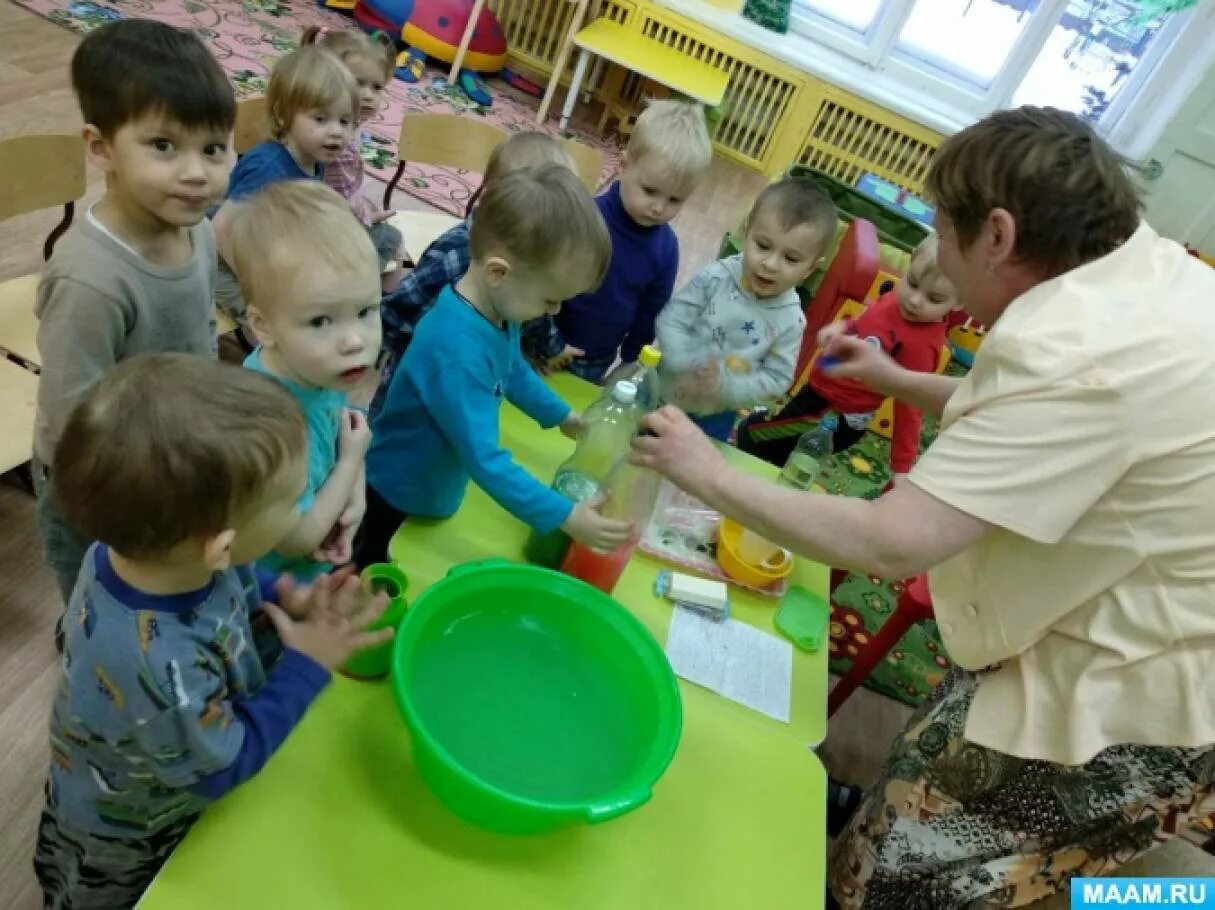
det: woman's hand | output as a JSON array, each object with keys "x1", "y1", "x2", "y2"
[
  {"x1": 630, "y1": 406, "x2": 729, "y2": 501},
  {"x1": 816, "y1": 321, "x2": 847, "y2": 348},
  {"x1": 820, "y1": 334, "x2": 904, "y2": 396}
]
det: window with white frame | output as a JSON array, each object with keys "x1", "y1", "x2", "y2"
[{"x1": 788, "y1": 0, "x2": 1194, "y2": 132}]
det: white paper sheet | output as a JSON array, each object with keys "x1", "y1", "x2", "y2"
[{"x1": 664, "y1": 607, "x2": 793, "y2": 723}]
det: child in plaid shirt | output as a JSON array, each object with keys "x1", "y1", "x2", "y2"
[{"x1": 371, "y1": 132, "x2": 577, "y2": 415}]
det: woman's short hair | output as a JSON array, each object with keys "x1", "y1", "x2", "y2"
[
  {"x1": 54, "y1": 354, "x2": 306, "y2": 559},
  {"x1": 926, "y1": 106, "x2": 1141, "y2": 277},
  {"x1": 266, "y1": 45, "x2": 360, "y2": 139},
  {"x1": 469, "y1": 162, "x2": 611, "y2": 288}
]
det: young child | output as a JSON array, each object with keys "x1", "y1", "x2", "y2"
[
  {"x1": 656, "y1": 177, "x2": 837, "y2": 441},
  {"x1": 33, "y1": 354, "x2": 391, "y2": 910},
  {"x1": 372, "y1": 131, "x2": 577, "y2": 414},
  {"x1": 213, "y1": 45, "x2": 360, "y2": 329},
  {"x1": 738, "y1": 232, "x2": 960, "y2": 480},
  {"x1": 228, "y1": 181, "x2": 382, "y2": 579},
  {"x1": 524, "y1": 98, "x2": 714, "y2": 383},
  {"x1": 33, "y1": 20, "x2": 235, "y2": 604},
  {"x1": 301, "y1": 26, "x2": 405, "y2": 291},
  {"x1": 354, "y1": 164, "x2": 632, "y2": 566}
]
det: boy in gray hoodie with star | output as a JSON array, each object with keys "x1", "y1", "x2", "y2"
[{"x1": 656, "y1": 178, "x2": 837, "y2": 440}]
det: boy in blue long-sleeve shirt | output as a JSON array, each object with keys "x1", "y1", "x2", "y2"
[
  {"x1": 523, "y1": 99, "x2": 714, "y2": 383},
  {"x1": 355, "y1": 165, "x2": 633, "y2": 566},
  {"x1": 34, "y1": 354, "x2": 390, "y2": 910}
]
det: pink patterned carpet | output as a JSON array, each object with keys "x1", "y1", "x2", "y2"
[{"x1": 11, "y1": 0, "x2": 624, "y2": 216}]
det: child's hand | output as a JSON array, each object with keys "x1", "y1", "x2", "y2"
[
  {"x1": 370, "y1": 210, "x2": 396, "y2": 224},
  {"x1": 559, "y1": 411, "x2": 582, "y2": 440},
  {"x1": 561, "y1": 494, "x2": 633, "y2": 553},
  {"x1": 317, "y1": 493, "x2": 365, "y2": 564},
  {"x1": 271, "y1": 566, "x2": 358, "y2": 619},
  {"x1": 671, "y1": 361, "x2": 721, "y2": 412},
  {"x1": 540, "y1": 344, "x2": 585, "y2": 376},
  {"x1": 312, "y1": 508, "x2": 360, "y2": 565},
  {"x1": 265, "y1": 572, "x2": 391, "y2": 670},
  {"x1": 339, "y1": 409, "x2": 372, "y2": 463}
]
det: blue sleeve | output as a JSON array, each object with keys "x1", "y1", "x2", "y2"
[
  {"x1": 254, "y1": 566, "x2": 280, "y2": 605},
  {"x1": 506, "y1": 339, "x2": 572, "y2": 429},
  {"x1": 419, "y1": 360, "x2": 573, "y2": 532},
  {"x1": 189, "y1": 649, "x2": 330, "y2": 800},
  {"x1": 621, "y1": 233, "x2": 679, "y2": 364},
  {"x1": 226, "y1": 144, "x2": 292, "y2": 201}
]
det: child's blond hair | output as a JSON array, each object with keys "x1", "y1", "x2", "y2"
[
  {"x1": 626, "y1": 98, "x2": 713, "y2": 188},
  {"x1": 266, "y1": 45, "x2": 360, "y2": 139},
  {"x1": 54, "y1": 354, "x2": 306, "y2": 558},
  {"x1": 227, "y1": 181, "x2": 379, "y2": 311},
  {"x1": 300, "y1": 25, "x2": 395, "y2": 82},
  {"x1": 467, "y1": 131, "x2": 575, "y2": 216},
  {"x1": 470, "y1": 162, "x2": 611, "y2": 288}
]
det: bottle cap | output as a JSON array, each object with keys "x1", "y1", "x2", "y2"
[
  {"x1": 821, "y1": 412, "x2": 840, "y2": 431},
  {"x1": 612, "y1": 380, "x2": 638, "y2": 404},
  {"x1": 639, "y1": 345, "x2": 662, "y2": 369}
]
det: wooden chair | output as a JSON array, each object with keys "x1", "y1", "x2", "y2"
[
  {"x1": 0, "y1": 133, "x2": 85, "y2": 474},
  {"x1": 563, "y1": 136, "x2": 606, "y2": 193},
  {"x1": 233, "y1": 96, "x2": 271, "y2": 157},
  {"x1": 0, "y1": 133, "x2": 86, "y2": 371},
  {"x1": 537, "y1": 0, "x2": 594, "y2": 127},
  {"x1": 383, "y1": 113, "x2": 507, "y2": 261},
  {"x1": 382, "y1": 113, "x2": 507, "y2": 211}
]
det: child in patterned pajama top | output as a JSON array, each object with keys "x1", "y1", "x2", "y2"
[{"x1": 33, "y1": 355, "x2": 391, "y2": 910}]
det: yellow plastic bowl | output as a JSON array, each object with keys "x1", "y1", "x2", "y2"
[{"x1": 717, "y1": 518, "x2": 794, "y2": 588}]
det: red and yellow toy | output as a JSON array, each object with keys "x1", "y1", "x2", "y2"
[{"x1": 352, "y1": 0, "x2": 506, "y2": 104}]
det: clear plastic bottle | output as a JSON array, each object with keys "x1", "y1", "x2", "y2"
[
  {"x1": 560, "y1": 452, "x2": 658, "y2": 594},
  {"x1": 734, "y1": 415, "x2": 837, "y2": 567},
  {"x1": 524, "y1": 381, "x2": 642, "y2": 568},
  {"x1": 779, "y1": 412, "x2": 838, "y2": 491},
  {"x1": 633, "y1": 344, "x2": 663, "y2": 413}
]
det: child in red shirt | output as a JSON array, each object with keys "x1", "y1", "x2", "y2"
[{"x1": 738, "y1": 233, "x2": 959, "y2": 480}]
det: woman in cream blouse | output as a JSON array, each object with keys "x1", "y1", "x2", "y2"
[{"x1": 633, "y1": 106, "x2": 1215, "y2": 908}]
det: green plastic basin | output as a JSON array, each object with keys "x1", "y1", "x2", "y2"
[{"x1": 391, "y1": 559, "x2": 682, "y2": 835}]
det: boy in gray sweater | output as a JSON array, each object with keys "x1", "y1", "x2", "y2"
[
  {"x1": 33, "y1": 21, "x2": 236, "y2": 606},
  {"x1": 656, "y1": 178, "x2": 837, "y2": 440}
]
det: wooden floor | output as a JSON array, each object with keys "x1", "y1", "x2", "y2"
[{"x1": 1, "y1": 3, "x2": 1208, "y2": 907}]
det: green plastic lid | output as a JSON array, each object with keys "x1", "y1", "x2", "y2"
[{"x1": 774, "y1": 585, "x2": 831, "y2": 653}]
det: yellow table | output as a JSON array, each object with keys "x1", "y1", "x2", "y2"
[
  {"x1": 140, "y1": 374, "x2": 829, "y2": 910},
  {"x1": 557, "y1": 18, "x2": 730, "y2": 131}
]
